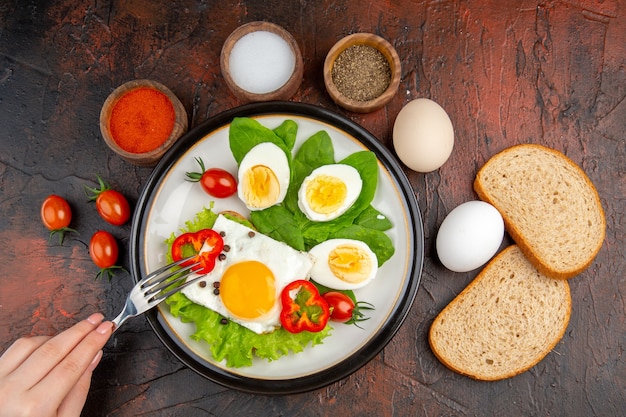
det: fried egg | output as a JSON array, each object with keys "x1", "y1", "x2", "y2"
[
  {"x1": 181, "y1": 214, "x2": 313, "y2": 334},
  {"x1": 237, "y1": 142, "x2": 291, "y2": 211},
  {"x1": 298, "y1": 164, "x2": 362, "y2": 222},
  {"x1": 308, "y1": 238, "x2": 378, "y2": 290}
]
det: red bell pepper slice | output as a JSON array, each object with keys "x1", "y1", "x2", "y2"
[
  {"x1": 280, "y1": 280, "x2": 330, "y2": 333},
  {"x1": 171, "y1": 229, "x2": 224, "y2": 274}
]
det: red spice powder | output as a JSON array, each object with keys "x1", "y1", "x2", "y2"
[{"x1": 109, "y1": 87, "x2": 176, "y2": 154}]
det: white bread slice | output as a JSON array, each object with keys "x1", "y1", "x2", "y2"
[
  {"x1": 474, "y1": 144, "x2": 605, "y2": 279},
  {"x1": 429, "y1": 245, "x2": 571, "y2": 381}
]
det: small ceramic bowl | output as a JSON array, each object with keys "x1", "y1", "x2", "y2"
[
  {"x1": 323, "y1": 33, "x2": 401, "y2": 113},
  {"x1": 100, "y1": 79, "x2": 188, "y2": 167},
  {"x1": 220, "y1": 21, "x2": 304, "y2": 103}
]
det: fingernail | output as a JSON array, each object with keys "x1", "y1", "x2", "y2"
[
  {"x1": 95, "y1": 321, "x2": 113, "y2": 335},
  {"x1": 88, "y1": 350, "x2": 103, "y2": 372},
  {"x1": 86, "y1": 313, "x2": 104, "y2": 325}
]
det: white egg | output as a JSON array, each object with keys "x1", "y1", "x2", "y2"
[
  {"x1": 392, "y1": 98, "x2": 454, "y2": 173},
  {"x1": 182, "y1": 214, "x2": 313, "y2": 334},
  {"x1": 298, "y1": 164, "x2": 362, "y2": 222},
  {"x1": 436, "y1": 201, "x2": 504, "y2": 272},
  {"x1": 237, "y1": 142, "x2": 291, "y2": 211},
  {"x1": 309, "y1": 238, "x2": 378, "y2": 290}
]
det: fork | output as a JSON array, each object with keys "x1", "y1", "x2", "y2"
[{"x1": 111, "y1": 256, "x2": 203, "y2": 332}]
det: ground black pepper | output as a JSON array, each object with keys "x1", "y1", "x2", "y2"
[{"x1": 332, "y1": 44, "x2": 391, "y2": 102}]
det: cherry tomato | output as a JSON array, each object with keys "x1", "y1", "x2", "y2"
[
  {"x1": 185, "y1": 157, "x2": 237, "y2": 198},
  {"x1": 41, "y1": 195, "x2": 72, "y2": 230},
  {"x1": 323, "y1": 292, "x2": 355, "y2": 323},
  {"x1": 85, "y1": 175, "x2": 131, "y2": 226},
  {"x1": 95, "y1": 189, "x2": 131, "y2": 226},
  {"x1": 322, "y1": 291, "x2": 375, "y2": 328},
  {"x1": 89, "y1": 230, "x2": 119, "y2": 268},
  {"x1": 41, "y1": 195, "x2": 75, "y2": 243},
  {"x1": 200, "y1": 168, "x2": 237, "y2": 198},
  {"x1": 89, "y1": 230, "x2": 125, "y2": 280}
]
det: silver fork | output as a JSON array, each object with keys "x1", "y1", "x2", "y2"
[{"x1": 111, "y1": 256, "x2": 203, "y2": 332}]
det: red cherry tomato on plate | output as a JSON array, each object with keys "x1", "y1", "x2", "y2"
[
  {"x1": 200, "y1": 168, "x2": 238, "y2": 198},
  {"x1": 89, "y1": 230, "x2": 125, "y2": 280},
  {"x1": 322, "y1": 291, "x2": 375, "y2": 328},
  {"x1": 85, "y1": 175, "x2": 131, "y2": 226},
  {"x1": 323, "y1": 291, "x2": 356, "y2": 322},
  {"x1": 41, "y1": 195, "x2": 76, "y2": 243},
  {"x1": 185, "y1": 157, "x2": 237, "y2": 198}
]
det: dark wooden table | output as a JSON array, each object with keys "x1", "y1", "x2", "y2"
[{"x1": 1, "y1": 1, "x2": 624, "y2": 416}]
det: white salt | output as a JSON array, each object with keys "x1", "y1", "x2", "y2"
[{"x1": 228, "y1": 30, "x2": 296, "y2": 94}]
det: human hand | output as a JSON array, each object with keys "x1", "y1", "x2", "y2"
[{"x1": 0, "y1": 313, "x2": 113, "y2": 417}]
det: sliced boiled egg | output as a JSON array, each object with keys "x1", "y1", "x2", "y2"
[
  {"x1": 298, "y1": 164, "x2": 362, "y2": 222},
  {"x1": 237, "y1": 142, "x2": 290, "y2": 210},
  {"x1": 181, "y1": 214, "x2": 313, "y2": 334},
  {"x1": 309, "y1": 238, "x2": 378, "y2": 290}
]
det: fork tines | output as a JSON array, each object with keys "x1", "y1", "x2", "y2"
[{"x1": 140, "y1": 257, "x2": 203, "y2": 305}]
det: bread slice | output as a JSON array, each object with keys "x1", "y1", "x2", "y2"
[
  {"x1": 429, "y1": 245, "x2": 571, "y2": 380},
  {"x1": 474, "y1": 144, "x2": 605, "y2": 279}
]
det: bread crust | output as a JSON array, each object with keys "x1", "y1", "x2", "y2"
[
  {"x1": 474, "y1": 143, "x2": 606, "y2": 280},
  {"x1": 429, "y1": 245, "x2": 572, "y2": 380}
]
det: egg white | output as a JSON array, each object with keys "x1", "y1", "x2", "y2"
[
  {"x1": 237, "y1": 142, "x2": 291, "y2": 211},
  {"x1": 298, "y1": 164, "x2": 363, "y2": 222},
  {"x1": 308, "y1": 238, "x2": 378, "y2": 290},
  {"x1": 181, "y1": 214, "x2": 314, "y2": 334}
]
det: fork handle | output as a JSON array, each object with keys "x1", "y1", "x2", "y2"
[{"x1": 111, "y1": 300, "x2": 137, "y2": 333}]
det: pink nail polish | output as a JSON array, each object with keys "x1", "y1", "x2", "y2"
[
  {"x1": 95, "y1": 321, "x2": 113, "y2": 335},
  {"x1": 86, "y1": 313, "x2": 104, "y2": 325}
]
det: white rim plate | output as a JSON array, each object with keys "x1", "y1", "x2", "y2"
[{"x1": 129, "y1": 102, "x2": 423, "y2": 394}]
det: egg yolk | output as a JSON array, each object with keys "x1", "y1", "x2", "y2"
[
  {"x1": 328, "y1": 244, "x2": 373, "y2": 283},
  {"x1": 242, "y1": 165, "x2": 280, "y2": 208},
  {"x1": 220, "y1": 260, "x2": 276, "y2": 319},
  {"x1": 305, "y1": 175, "x2": 347, "y2": 214}
]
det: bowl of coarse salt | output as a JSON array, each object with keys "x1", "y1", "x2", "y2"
[{"x1": 220, "y1": 21, "x2": 304, "y2": 103}]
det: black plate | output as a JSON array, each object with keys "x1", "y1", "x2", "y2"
[{"x1": 129, "y1": 101, "x2": 424, "y2": 394}]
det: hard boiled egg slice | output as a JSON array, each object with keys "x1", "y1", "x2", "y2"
[
  {"x1": 237, "y1": 142, "x2": 290, "y2": 210},
  {"x1": 298, "y1": 164, "x2": 362, "y2": 222},
  {"x1": 309, "y1": 238, "x2": 378, "y2": 290}
]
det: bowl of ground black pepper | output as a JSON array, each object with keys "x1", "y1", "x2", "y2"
[
  {"x1": 100, "y1": 79, "x2": 188, "y2": 167},
  {"x1": 323, "y1": 33, "x2": 401, "y2": 113}
]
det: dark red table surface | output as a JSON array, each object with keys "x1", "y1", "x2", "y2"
[{"x1": 1, "y1": 1, "x2": 624, "y2": 416}]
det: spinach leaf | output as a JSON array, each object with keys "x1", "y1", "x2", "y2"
[
  {"x1": 250, "y1": 205, "x2": 305, "y2": 251},
  {"x1": 272, "y1": 119, "x2": 298, "y2": 150},
  {"x1": 229, "y1": 117, "x2": 291, "y2": 164},
  {"x1": 355, "y1": 205, "x2": 393, "y2": 231}
]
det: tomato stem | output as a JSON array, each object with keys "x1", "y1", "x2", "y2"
[
  {"x1": 95, "y1": 265, "x2": 127, "y2": 281},
  {"x1": 184, "y1": 157, "x2": 206, "y2": 182},
  {"x1": 48, "y1": 227, "x2": 77, "y2": 245},
  {"x1": 84, "y1": 174, "x2": 110, "y2": 201}
]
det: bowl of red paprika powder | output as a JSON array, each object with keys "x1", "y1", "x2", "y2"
[{"x1": 100, "y1": 79, "x2": 188, "y2": 167}]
